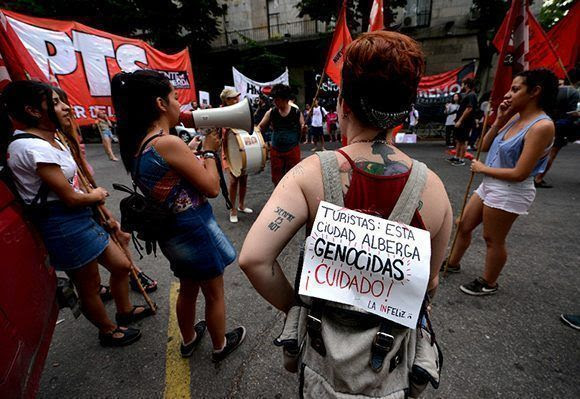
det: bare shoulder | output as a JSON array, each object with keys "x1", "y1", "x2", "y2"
[
  {"x1": 153, "y1": 134, "x2": 188, "y2": 152},
  {"x1": 528, "y1": 118, "x2": 555, "y2": 134},
  {"x1": 420, "y1": 168, "x2": 451, "y2": 234}
]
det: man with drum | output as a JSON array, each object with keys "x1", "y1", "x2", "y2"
[
  {"x1": 258, "y1": 84, "x2": 307, "y2": 186},
  {"x1": 220, "y1": 88, "x2": 253, "y2": 223}
]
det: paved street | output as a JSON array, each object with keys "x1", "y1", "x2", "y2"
[{"x1": 38, "y1": 140, "x2": 580, "y2": 399}]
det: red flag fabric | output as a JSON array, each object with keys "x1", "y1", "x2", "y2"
[
  {"x1": 0, "y1": 10, "x2": 48, "y2": 83},
  {"x1": 527, "y1": 2, "x2": 579, "y2": 78},
  {"x1": 493, "y1": 2, "x2": 579, "y2": 80},
  {"x1": 489, "y1": 0, "x2": 529, "y2": 111},
  {"x1": 0, "y1": 9, "x2": 196, "y2": 126},
  {"x1": 368, "y1": 0, "x2": 384, "y2": 32},
  {"x1": 324, "y1": 1, "x2": 352, "y2": 86}
]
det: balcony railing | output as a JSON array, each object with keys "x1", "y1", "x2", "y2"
[{"x1": 212, "y1": 19, "x2": 327, "y2": 47}]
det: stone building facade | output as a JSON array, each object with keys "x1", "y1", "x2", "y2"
[{"x1": 204, "y1": 1, "x2": 544, "y2": 104}]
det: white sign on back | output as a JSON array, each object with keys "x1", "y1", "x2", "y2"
[{"x1": 298, "y1": 201, "x2": 431, "y2": 328}]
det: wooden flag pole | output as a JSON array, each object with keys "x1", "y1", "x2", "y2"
[
  {"x1": 56, "y1": 131, "x2": 157, "y2": 313},
  {"x1": 443, "y1": 106, "x2": 491, "y2": 276}
]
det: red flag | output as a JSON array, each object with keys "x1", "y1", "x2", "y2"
[
  {"x1": 0, "y1": 10, "x2": 47, "y2": 83},
  {"x1": 324, "y1": 1, "x2": 352, "y2": 86},
  {"x1": 527, "y1": 2, "x2": 579, "y2": 78},
  {"x1": 489, "y1": 0, "x2": 529, "y2": 111},
  {"x1": 368, "y1": 0, "x2": 384, "y2": 32}
]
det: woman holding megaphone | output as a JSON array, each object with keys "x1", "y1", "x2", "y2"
[{"x1": 112, "y1": 70, "x2": 246, "y2": 361}]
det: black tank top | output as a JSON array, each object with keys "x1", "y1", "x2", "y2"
[{"x1": 270, "y1": 106, "x2": 301, "y2": 152}]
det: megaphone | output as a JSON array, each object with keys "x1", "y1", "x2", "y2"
[{"x1": 179, "y1": 98, "x2": 254, "y2": 133}]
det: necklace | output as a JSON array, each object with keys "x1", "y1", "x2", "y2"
[{"x1": 351, "y1": 139, "x2": 389, "y2": 145}]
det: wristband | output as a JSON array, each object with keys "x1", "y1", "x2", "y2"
[{"x1": 202, "y1": 151, "x2": 217, "y2": 159}]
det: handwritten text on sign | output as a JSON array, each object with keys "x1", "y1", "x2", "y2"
[{"x1": 298, "y1": 202, "x2": 431, "y2": 328}]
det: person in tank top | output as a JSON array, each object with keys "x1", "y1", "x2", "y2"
[
  {"x1": 258, "y1": 84, "x2": 307, "y2": 186},
  {"x1": 445, "y1": 68, "x2": 558, "y2": 296},
  {"x1": 239, "y1": 31, "x2": 452, "y2": 325}
]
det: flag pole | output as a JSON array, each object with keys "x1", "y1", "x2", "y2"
[{"x1": 443, "y1": 105, "x2": 491, "y2": 276}]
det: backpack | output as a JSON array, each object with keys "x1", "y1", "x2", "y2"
[
  {"x1": 113, "y1": 133, "x2": 174, "y2": 257},
  {"x1": 275, "y1": 151, "x2": 442, "y2": 398}
]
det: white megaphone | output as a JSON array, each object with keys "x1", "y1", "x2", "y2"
[{"x1": 179, "y1": 98, "x2": 254, "y2": 133}]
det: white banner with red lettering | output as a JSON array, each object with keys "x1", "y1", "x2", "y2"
[
  {"x1": 1, "y1": 9, "x2": 196, "y2": 125},
  {"x1": 232, "y1": 67, "x2": 289, "y2": 100}
]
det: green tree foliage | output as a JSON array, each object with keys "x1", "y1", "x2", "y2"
[
  {"x1": 296, "y1": 0, "x2": 407, "y2": 31},
  {"x1": 538, "y1": 0, "x2": 575, "y2": 30},
  {"x1": 2, "y1": 0, "x2": 226, "y2": 52}
]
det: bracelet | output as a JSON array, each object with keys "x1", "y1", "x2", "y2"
[{"x1": 202, "y1": 151, "x2": 217, "y2": 159}]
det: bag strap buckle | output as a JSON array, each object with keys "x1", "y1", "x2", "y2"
[
  {"x1": 370, "y1": 322, "x2": 396, "y2": 372},
  {"x1": 307, "y1": 300, "x2": 326, "y2": 357},
  {"x1": 373, "y1": 331, "x2": 394, "y2": 353}
]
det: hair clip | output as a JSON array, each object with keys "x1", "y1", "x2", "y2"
[{"x1": 360, "y1": 98, "x2": 408, "y2": 129}]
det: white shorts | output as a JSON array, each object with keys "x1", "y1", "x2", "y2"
[{"x1": 474, "y1": 176, "x2": 536, "y2": 215}]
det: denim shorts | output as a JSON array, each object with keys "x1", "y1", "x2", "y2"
[
  {"x1": 32, "y1": 203, "x2": 109, "y2": 271},
  {"x1": 101, "y1": 128, "x2": 114, "y2": 139},
  {"x1": 159, "y1": 202, "x2": 236, "y2": 281}
]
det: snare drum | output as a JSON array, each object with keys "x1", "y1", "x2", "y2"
[{"x1": 226, "y1": 129, "x2": 267, "y2": 177}]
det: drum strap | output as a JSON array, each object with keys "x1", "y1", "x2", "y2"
[{"x1": 215, "y1": 154, "x2": 233, "y2": 210}]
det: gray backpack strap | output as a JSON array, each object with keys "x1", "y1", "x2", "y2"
[
  {"x1": 316, "y1": 151, "x2": 344, "y2": 207},
  {"x1": 388, "y1": 160, "x2": 428, "y2": 225}
]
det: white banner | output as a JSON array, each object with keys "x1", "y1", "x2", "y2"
[
  {"x1": 232, "y1": 67, "x2": 289, "y2": 99},
  {"x1": 298, "y1": 201, "x2": 431, "y2": 329}
]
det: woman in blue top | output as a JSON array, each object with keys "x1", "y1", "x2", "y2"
[
  {"x1": 446, "y1": 69, "x2": 558, "y2": 296},
  {"x1": 111, "y1": 70, "x2": 245, "y2": 361}
]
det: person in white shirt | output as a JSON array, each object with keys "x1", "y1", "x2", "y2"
[
  {"x1": 310, "y1": 98, "x2": 327, "y2": 151},
  {"x1": 408, "y1": 103, "x2": 419, "y2": 134},
  {"x1": 1, "y1": 80, "x2": 152, "y2": 347},
  {"x1": 445, "y1": 94, "x2": 460, "y2": 147}
]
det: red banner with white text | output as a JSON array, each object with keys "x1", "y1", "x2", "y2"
[{"x1": 0, "y1": 9, "x2": 196, "y2": 125}]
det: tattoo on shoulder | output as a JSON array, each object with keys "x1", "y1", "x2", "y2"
[
  {"x1": 353, "y1": 142, "x2": 410, "y2": 176},
  {"x1": 292, "y1": 164, "x2": 305, "y2": 177},
  {"x1": 267, "y1": 207, "x2": 296, "y2": 232}
]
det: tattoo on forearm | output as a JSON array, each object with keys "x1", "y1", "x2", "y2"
[{"x1": 268, "y1": 207, "x2": 295, "y2": 232}]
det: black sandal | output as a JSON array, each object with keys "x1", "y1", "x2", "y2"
[
  {"x1": 99, "y1": 326, "x2": 141, "y2": 347},
  {"x1": 99, "y1": 285, "x2": 113, "y2": 302},
  {"x1": 115, "y1": 305, "x2": 155, "y2": 326},
  {"x1": 130, "y1": 272, "x2": 158, "y2": 293}
]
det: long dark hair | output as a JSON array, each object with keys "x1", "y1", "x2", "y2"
[
  {"x1": 515, "y1": 68, "x2": 559, "y2": 115},
  {"x1": 111, "y1": 70, "x2": 172, "y2": 172},
  {"x1": 0, "y1": 80, "x2": 59, "y2": 167}
]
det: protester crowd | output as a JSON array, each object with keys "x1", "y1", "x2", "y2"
[{"x1": 1, "y1": 28, "x2": 578, "y2": 398}]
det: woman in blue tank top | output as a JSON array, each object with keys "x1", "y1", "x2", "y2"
[
  {"x1": 112, "y1": 70, "x2": 246, "y2": 361},
  {"x1": 446, "y1": 69, "x2": 558, "y2": 296}
]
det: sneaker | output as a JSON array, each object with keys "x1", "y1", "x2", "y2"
[
  {"x1": 451, "y1": 159, "x2": 466, "y2": 166},
  {"x1": 447, "y1": 156, "x2": 458, "y2": 163},
  {"x1": 211, "y1": 326, "x2": 246, "y2": 362},
  {"x1": 229, "y1": 213, "x2": 238, "y2": 223},
  {"x1": 237, "y1": 207, "x2": 253, "y2": 214},
  {"x1": 460, "y1": 277, "x2": 498, "y2": 296},
  {"x1": 560, "y1": 314, "x2": 580, "y2": 331},
  {"x1": 440, "y1": 261, "x2": 461, "y2": 273},
  {"x1": 180, "y1": 320, "x2": 207, "y2": 358}
]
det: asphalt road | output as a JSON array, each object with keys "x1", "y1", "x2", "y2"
[{"x1": 38, "y1": 140, "x2": 580, "y2": 399}]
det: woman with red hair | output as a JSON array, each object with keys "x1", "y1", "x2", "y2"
[{"x1": 239, "y1": 31, "x2": 452, "y2": 397}]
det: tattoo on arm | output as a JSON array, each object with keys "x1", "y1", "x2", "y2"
[
  {"x1": 267, "y1": 206, "x2": 296, "y2": 232},
  {"x1": 417, "y1": 200, "x2": 423, "y2": 211},
  {"x1": 292, "y1": 164, "x2": 305, "y2": 177}
]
